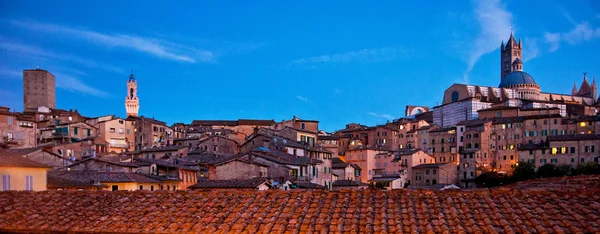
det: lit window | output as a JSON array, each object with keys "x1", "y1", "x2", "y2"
[
  {"x1": 551, "y1": 148, "x2": 558, "y2": 154},
  {"x1": 580, "y1": 122, "x2": 586, "y2": 127}
]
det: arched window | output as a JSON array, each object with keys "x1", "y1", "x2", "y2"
[
  {"x1": 425, "y1": 179, "x2": 431, "y2": 185},
  {"x1": 432, "y1": 179, "x2": 437, "y2": 185},
  {"x1": 451, "y1": 91, "x2": 459, "y2": 102}
]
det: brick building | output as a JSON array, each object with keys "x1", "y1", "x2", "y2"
[
  {"x1": 87, "y1": 115, "x2": 135, "y2": 153},
  {"x1": 127, "y1": 116, "x2": 173, "y2": 150},
  {"x1": 23, "y1": 68, "x2": 55, "y2": 110},
  {"x1": 0, "y1": 107, "x2": 37, "y2": 149}
]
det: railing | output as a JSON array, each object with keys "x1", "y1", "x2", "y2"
[{"x1": 51, "y1": 132, "x2": 69, "y2": 137}]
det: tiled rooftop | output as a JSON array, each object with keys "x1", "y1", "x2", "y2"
[
  {"x1": 0, "y1": 186, "x2": 599, "y2": 233},
  {"x1": 0, "y1": 149, "x2": 51, "y2": 168},
  {"x1": 188, "y1": 177, "x2": 269, "y2": 189}
]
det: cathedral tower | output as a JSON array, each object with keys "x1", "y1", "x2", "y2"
[
  {"x1": 500, "y1": 32, "x2": 522, "y2": 81},
  {"x1": 125, "y1": 73, "x2": 139, "y2": 117}
]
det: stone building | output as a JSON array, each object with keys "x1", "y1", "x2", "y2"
[
  {"x1": 39, "y1": 122, "x2": 98, "y2": 144},
  {"x1": 393, "y1": 149, "x2": 435, "y2": 188},
  {"x1": 204, "y1": 157, "x2": 268, "y2": 180},
  {"x1": 434, "y1": 33, "x2": 599, "y2": 128},
  {"x1": 6, "y1": 147, "x2": 71, "y2": 169},
  {"x1": 138, "y1": 145, "x2": 188, "y2": 159},
  {"x1": 23, "y1": 68, "x2": 55, "y2": 110},
  {"x1": 317, "y1": 135, "x2": 339, "y2": 156},
  {"x1": 87, "y1": 115, "x2": 135, "y2": 153},
  {"x1": 411, "y1": 162, "x2": 457, "y2": 186},
  {"x1": 274, "y1": 116, "x2": 319, "y2": 133},
  {"x1": 196, "y1": 135, "x2": 239, "y2": 155},
  {"x1": 428, "y1": 126, "x2": 457, "y2": 164},
  {"x1": 343, "y1": 147, "x2": 392, "y2": 183},
  {"x1": 519, "y1": 135, "x2": 600, "y2": 168},
  {"x1": 127, "y1": 116, "x2": 173, "y2": 150},
  {"x1": 190, "y1": 119, "x2": 275, "y2": 142},
  {"x1": 0, "y1": 107, "x2": 37, "y2": 149},
  {"x1": 45, "y1": 136, "x2": 108, "y2": 160},
  {"x1": 0, "y1": 149, "x2": 51, "y2": 191}
]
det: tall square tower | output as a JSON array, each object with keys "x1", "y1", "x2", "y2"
[{"x1": 23, "y1": 68, "x2": 56, "y2": 109}]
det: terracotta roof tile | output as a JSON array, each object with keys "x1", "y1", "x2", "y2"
[
  {"x1": 188, "y1": 178, "x2": 270, "y2": 189},
  {"x1": 0, "y1": 177, "x2": 599, "y2": 233}
]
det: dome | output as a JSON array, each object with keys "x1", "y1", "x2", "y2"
[{"x1": 499, "y1": 71, "x2": 536, "y2": 88}]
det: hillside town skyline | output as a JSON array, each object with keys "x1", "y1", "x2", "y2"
[
  {"x1": 2, "y1": 1, "x2": 600, "y2": 233},
  {"x1": 2, "y1": 1, "x2": 600, "y2": 131}
]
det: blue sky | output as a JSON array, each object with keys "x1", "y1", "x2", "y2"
[{"x1": 1, "y1": 0, "x2": 600, "y2": 131}]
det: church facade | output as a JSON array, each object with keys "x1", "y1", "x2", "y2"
[{"x1": 434, "y1": 33, "x2": 599, "y2": 127}]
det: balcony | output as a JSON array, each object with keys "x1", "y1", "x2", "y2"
[{"x1": 2, "y1": 136, "x2": 18, "y2": 144}]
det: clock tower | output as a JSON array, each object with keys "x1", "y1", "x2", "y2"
[{"x1": 125, "y1": 73, "x2": 139, "y2": 117}]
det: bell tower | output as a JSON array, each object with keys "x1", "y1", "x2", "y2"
[
  {"x1": 125, "y1": 73, "x2": 139, "y2": 117},
  {"x1": 500, "y1": 31, "x2": 522, "y2": 81}
]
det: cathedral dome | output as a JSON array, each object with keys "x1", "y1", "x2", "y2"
[{"x1": 499, "y1": 71, "x2": 536, "y2": 88}]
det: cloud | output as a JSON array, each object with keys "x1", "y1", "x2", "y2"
[
  {"x1": 0, "y1": 69, "x2": 21, "y2": 79},
  {"x1": 296, "y1": 96, "x2": 309, "y2": 102},
  {"x1": 10, "y1": 20, "x2": 213, "y2": 63},
  {"x1": 522, "y1": 38, "x2": 539, "y2": 61},
  {"x1": 544, "y1": 33, "x2": 561, "y2": 52},
  {"x1": 290, "y1": 47, "x2": 408, "y2": 66},
  {"x1": 55, "y1": 74, "x2": 108, "y2": 97},
  {"x1": 334, "y1": 88, "x2": 342, "y2": 95},
  {"x1": 544, "y1": 22, "x2": 600, "y2": 52},
  {"x1": 368, "y1": 112, "x2": 394, "y2": 119},
  {"x1": 0, "y1": 40, "x2": 124, "y2": 74},
  {"x1": 464, "y1": 0, "x2": 512, "y2": 77}
]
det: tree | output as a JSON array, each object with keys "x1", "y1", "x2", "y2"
[
  {"x1": 475, "y1": 171, "x2": 507, "y2": 188},
  {"x1": 536, "y1": 164, "x2": 558, "y2": 178},
  {"x1": 572, "y1": 162, "x2": 600, "y2": 175},
  {"x1": 556, "y1": 164, "x2": 571, "y2": 177},
  {"x1": 511, "y1": 161, "x2": 535, "y2": 182}
]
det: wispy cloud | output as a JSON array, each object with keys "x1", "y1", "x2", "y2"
[
  {"x1": 544, "y1": 22, "x2": 600, "y2": 52},
  {"x1": 0, "y1": 40, "x2": 124, "y2": 74},
  {"x1": 290, "y1": 47, "x2": 408, "y2": 67},
  {"x1": 0, "y1": 69, "x2": 21, "y2": 79},
  {"x1": 296, "y1": 96, "x2": 309, "y2": 102},
  {"x1": 464, "y1": 0, "x2": 512, "y2": 80},
  {"x1": 10, "y1": 20, "x2": 213, "y2": 63},
  {"x1": 55, "y1": 73, "x2": 108, "y2": 98},
  {"x1": 522, "y1": 37, "x2": 539, "y2": 61},
  {"x1": 333, "y1": 88, "x2": 342, "y2": 95},
  {"x1": 368, "y1": 112, "x2": 394, "y2": 120}
]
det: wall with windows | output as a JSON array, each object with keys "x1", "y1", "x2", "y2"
[{"x1": 0, "y1": 167, "x2": 47, "y2": 191}]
